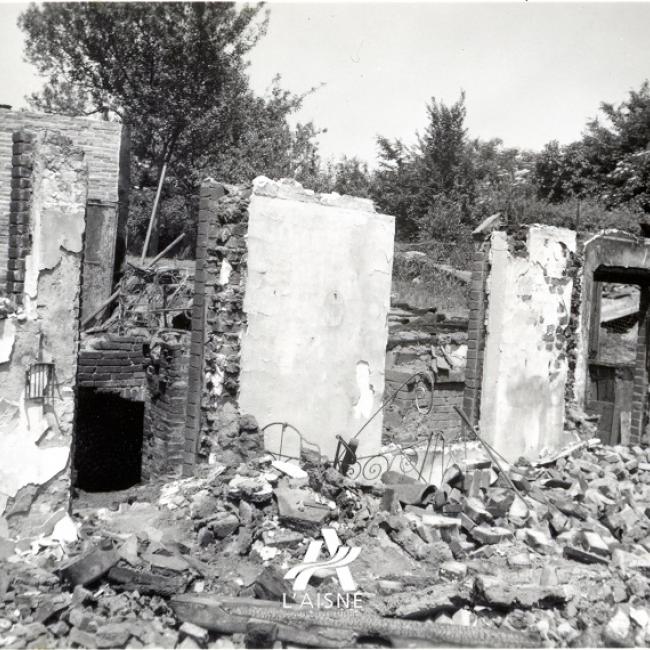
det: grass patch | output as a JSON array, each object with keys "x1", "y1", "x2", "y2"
[{"x1": 392, "y1": 252, "x2": 470, "y2": 315}]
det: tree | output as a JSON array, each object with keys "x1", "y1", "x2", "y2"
[
  {"x1": 331, "y1": 156, "x2": 371, "y2": 198},
  {"x1": 418, "y1": 94, "x2": 471, "y2": 194},
  {"x1": 21, "y1": 3, "x2": 268, "y2": 179},
  {"x1": 580, "y1": 81, "x2": 650, "y2": 211},
  {"x1": 372, "y1": 93, "x2": 478, "y2": 241},
  {"x1": 19, "y1": 2, "x2": 325, "y2": 253},
  {"x1": 371, "y1": 137, "x2": 422, "y2": 240},
  {"x1": 534, "y1": 140, "x2": 597, "y2": 206},
  {"x1": 412, "y1": 93, "x2": 475, "y2": 239}
]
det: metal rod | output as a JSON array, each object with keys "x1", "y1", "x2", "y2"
[
  {"x1": 417, "y1": 430, "x2": 433, "y2": 482},
  {"x1": 351, "y1": 371, "x2": 433, "y2": 441},
  {"x1": 80, "y1": 288, "x2": 121, "y2": 328},
  {"x1": 429, "y1": 433, "x2": 438, "y2": 485},
  {"x1": 453, "y1": 405, "x2": 527, "y2": 505},
  {"x1": 147, "y1": 232, "x2": 185, "y2": 268},
  {"x1": 140, "y1": 162, "x2": 168, "y2": 264}
]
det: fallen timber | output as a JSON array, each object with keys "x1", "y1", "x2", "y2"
[{"x1": 170, "y1": 594, "x2": 538, "y2": 648}]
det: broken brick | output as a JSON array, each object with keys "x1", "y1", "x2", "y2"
[
  {"x1": 578, "y1": 530, "x2": 611, "y2": 558},
  {"x1": 471, "y1": 526, "x2": 513, "y2": 545},
  {"x1": 440, "y1": 560, "x2": 468, "y2": 580},
  {"x1": 463, "y1": 496, "x2": 493, "y2": 524},
  {"x1": 563, "y1": 545, "x2": 609, "y2": 565}
]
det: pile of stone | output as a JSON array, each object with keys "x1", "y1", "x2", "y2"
[
  {"x1": 372, "y1": 438, "x2": 650, "y2": 647},
  {"x1": 2, "y1": 434, "x2": 650, "y2": 648}
]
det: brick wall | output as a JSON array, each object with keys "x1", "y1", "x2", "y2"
[
  {"x1": 384, "y1": 328, "x2": 468, "y2": 444},
  {"x1": 630, "y1": 287, "x2": 649, "y2": 444},
  {"x1": 6, "y1": 131, "x2": 34, "y2": 301},
  {"x1": 183, "y1": 182, "x2": 212, "y2": 474},
  {"x1": 430, "y1": 380, "x2": 465, "y2": 435},
  {"x1": 183, "y1": 181, "x2": 250, "y2": 474},
  {"x1": 0, "y1": 108, "x2": 124, "y2": 284},
  {"x1": 77, "y1": 335, "x2": 147, "y2": 400},
  {"x1": 462, "y1": 238, "x2": 490, "y2": 427},
  {"x1": 143, "y1": 332, "x2": 190, "y2": 479}
]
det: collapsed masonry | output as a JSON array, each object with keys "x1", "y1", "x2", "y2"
[
  {"x1": 0, "y1": 118, "x2": 398, "y2": 537},
  {"x1": 0, "y1": 108, "x2": 129, "y2": 537},
  {"x1": 2, "y1": 106, "x2": 650, "y2": 543}
]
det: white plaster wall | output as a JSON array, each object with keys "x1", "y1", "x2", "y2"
[
  {"x1": 0, "y1": 131, "x2": 87, "y2": 531},
  {"x1": 239, "y1": 185, "x2": 395, "y2": 459},
  {"x1": 0, "y1": 396, "x2": 68, "y2": 502},
  {"x1": 479, "y1": 226, "x2": 576, "y2": 461},
  {"x1": 24, "y1": 139, "x2": 86, "y2": 317}
]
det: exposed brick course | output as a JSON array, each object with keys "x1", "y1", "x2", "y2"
[
  {"x1": 462, "y1": 239, "x2": 490, "y2": 428},
  {"x1": 6, "y1": 131, "x2": 33, "y2": 302},
  {"x1": 631, "y1": 287, "x2": 649, "y2": 444},
  {"x1": 0, "y1": 108, "x2": 124, "y2": 285},
  {"x1": 77, "y1": 335, "x2": 146, "y2": 399},
  {"x1": 143, "y1": 332, "x2": 190, "y2": 479},
  {"x1": 183, "y1": 181, "x2": 250, "y2": 475}
]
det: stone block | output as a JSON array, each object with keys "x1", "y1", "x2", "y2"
[
  {"x1": 59, "y1": 547, "x2": 119, "y2": 586},
  {"x1": 471, "y1": 525, "x2": 513, "y2": 545}
]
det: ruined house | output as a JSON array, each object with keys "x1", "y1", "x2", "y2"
[
  {"x1": 465, "y1": 221, "x2": 650, "y2": 461},
  {"x1": 0, "y1": 110, "x2": 397, "y2": 536},
  {"x1": 1, "y1": 106, "x2": 649, "y2": 541}
]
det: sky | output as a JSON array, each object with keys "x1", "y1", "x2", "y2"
[{"x1": 2, "y1": 2, "x2": 650, "y2": 167}]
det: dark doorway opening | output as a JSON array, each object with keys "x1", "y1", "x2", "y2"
[{"x1": 73, "y1": 388, "x2": 145, "y2": 491}]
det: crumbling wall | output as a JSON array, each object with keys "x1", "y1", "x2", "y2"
[
  {"x1": 462, "y1": 235, "x2": 492, "y2": 426},
  {"x1": 6, "y1": 131, "x2": 33, "y2": 301},
  {"x1": 0, "y1": 130, "x2": 87, "y2": 535},
  {"x1": 574, "y1": 231, "x2": 650, "y2": 444},
  {"x1": 183, "y1": 181, "x2": 252, "y2": 470},
  {"x1": 479, "y1": 225, "x2": 577, "y2": 461},
  {"x1": 81, "y1": 200, "x2": 119, "y2": 322},
  {"x1": 185, "y1": 177, "x2": 395, "y2": 467},
  {"x1": 384, "y1": 329, "x2": 467, "y2": 444},
  {"x1": 142, "y1": 331, "x2": 190, "y2": 479},
  {"x1": 0, "y1": 107, "x2": 127, "y2": 288}
]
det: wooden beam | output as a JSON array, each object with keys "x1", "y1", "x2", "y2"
[
  {"x1": 147, "y1": 232, "x2": 185, "y2": 268},
  {"x1": 170, "y1": 594, "x2": 537, "y2": 648},
  {"x1": 140, "y1": 162, "x2": 168, "y2": 264}
]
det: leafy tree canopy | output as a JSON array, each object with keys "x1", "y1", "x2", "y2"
[{"x1": 19, "y1": 2, "x2": 325, "y2": 252}]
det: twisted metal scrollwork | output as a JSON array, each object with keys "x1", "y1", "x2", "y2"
[
  {"x1": 335, "y1": 436, "x2": 429, "y2": 483},
  {"x1": 261, "y1": 370, "x2": 459, "y2": 485},
  {"x1": 261, "y1": 421, "x2": 321, "y2": 462},
  {"x1": 331, "y1": 370, "x2": 441, "y2": 483}
]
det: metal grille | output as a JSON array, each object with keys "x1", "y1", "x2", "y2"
[{"x1": 25, "y1": 363, "x2": 55, "y2": 400}]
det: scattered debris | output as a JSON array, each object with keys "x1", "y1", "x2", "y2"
[{"x1": 1, "y1": 440, "x2": 650, "y2": 647}]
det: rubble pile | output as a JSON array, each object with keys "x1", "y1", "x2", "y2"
[{"x1": 2, "y1": 434, "x2": 650, "y2": 648}]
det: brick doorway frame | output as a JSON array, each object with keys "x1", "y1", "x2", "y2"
[{"x1": 576, "y1": 232, "x2": 650, "y2": 445}]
